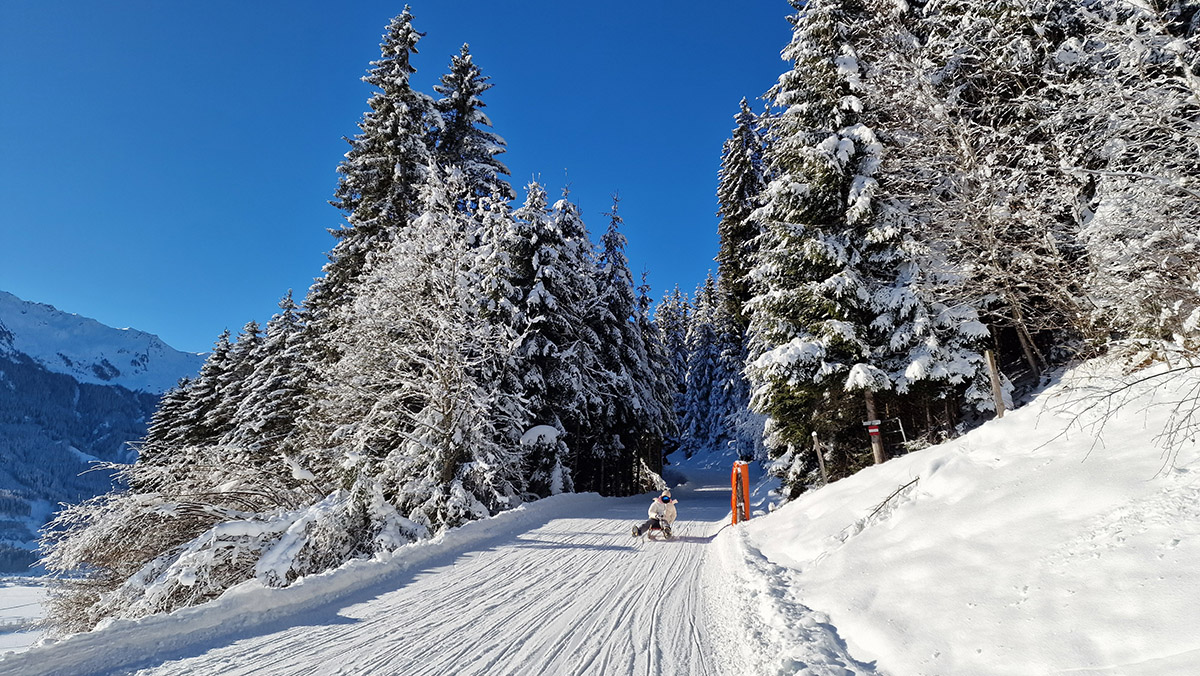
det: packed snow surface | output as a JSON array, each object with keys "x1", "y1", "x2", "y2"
[
  {"x1": 0, "y1": 290, "x2": 204, "y2": 393},
  {"x1": 743, "y1": 359, "x2": 1200, "y2": 675},
  {"x1": 4, "y1": 358, "x2": 1198, "y2": 675}
]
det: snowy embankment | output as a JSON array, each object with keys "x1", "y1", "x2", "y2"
[
  {"x1": 742, "y1": 358, "x2": 1200, "y2": 675},
  {"x1": 4, "y1": 358, "x2": 1197, "y2": 675}
]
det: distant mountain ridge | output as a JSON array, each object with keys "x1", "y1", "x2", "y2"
[
  {"x1": 0, "y1": 290, "x2": 205, "y2": 393},
  {"x1": 0, "y1": 290, "x2": 205, "y2": 572}
]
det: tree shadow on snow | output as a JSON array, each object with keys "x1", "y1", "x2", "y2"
[
  {"x1": 510, "y1": 538, "x2": 631, "y2": 552},
  {"x1": 647, "y1": 523, "x2": 729, "y2": 545}
]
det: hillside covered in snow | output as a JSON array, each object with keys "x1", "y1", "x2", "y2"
[
  {"x1": 0, "y1": 290, "x2": 204, "y2": 571},
  {"x1": 3, "y1": 357, "x2": 1196, "y2": 674},
  {"x1": 0, "y1": 291, "x2": 204, "y2": 394}
]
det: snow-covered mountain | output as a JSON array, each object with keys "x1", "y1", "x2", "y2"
[
  {"x1": 0, "y1": 290, "x2": 204, "y2": 394},
  {"x1": 0, "y1": 290, "x2": 205, "y2": 572}
]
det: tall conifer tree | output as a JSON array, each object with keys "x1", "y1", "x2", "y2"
[
  {"x1": 310, "y1": 6, "x2": 437, "y2": 335},
  {"x1": 432, "y1": 44, "x2": 514, "y2": 207}
]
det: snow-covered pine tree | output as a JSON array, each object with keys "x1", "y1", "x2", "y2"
[
  {"x1": 637, "y1": 272, "x2": 679, "y2": 482},
  {"x1": 653, "y1": 285, "x2": 691, "y2": 451},
  {"x1": 746, "y1": 0, "x2": 994, "y2": 492},
  {"x1": 472, "y1": 192, "x2": 535, "y2": 477},
  {"x1": 205, "y1": 320, "x2": 262, "y2": 444},
  {"x1": 137, "y1": 377, "x2": 193, "y2": 468},
  {"x1": 173, "y1": 329, "x2": 233, "y2": 447},
  {"x1": 308, "y1": 6, "x2": 438, "y2": 341},
  {"x1": 432, "y1": 44, "x2": 514, "y2": 208},
  {"x1": 717, "y1": 97, "x2": 769, "y2": 330},
  {"x1": 506, "y1": 182, "x2": 575, "y2": 496},
  {"x1": 590, "y1": 196, "x2": 674, "y2": 494},
  {"x1": 681, "y1": 274, "x2": 724, "y2": 457},
  {"x1": 746, "y1": 0, "x2": 887, "y2": 483},
  {"x1": 714, "y1": 99, "x2": 771, "y2": 461},
  {"x1": 713, "y1": 274, "x2": 765, "y2": 461},
  {"x1": 226, "y1": 291, "x2": 312, "y2": 463},
  {"x1": 320, "y1": 163, "x2": 525, "y2": 533},
  {"x1": 586, "y1": 195, "x2": 637, "y2": 493},
  {"x1": 541, "y1": 190, "x2": 608, "y2": 492},
  {"x1": 298, "y1": 6, "x2": 439, "y2": 458}
]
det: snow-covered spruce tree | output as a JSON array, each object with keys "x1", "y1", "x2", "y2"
[
  {"x1": 536, "y1": 190, "x2": 609, "y2": 493},
  {"x1": 636, "y1": 272, "x2": 679, "y2": 483},
  {"x1": 714, "y1": 99, "x2": 771, "y2": 462},
  {"x1": 717, "y1": 97, "x2": 769, "y2": 330},
  {"x1": 714, "y1": 274, "x2": 767, "y2": 461},
  {"x1": 746, "y1": 0, "x2": 992, "y2": 493},
  {"x1": 308, "y1": 6, "x2": 438, "y2": 344},
  {"x1": 588, "y1": 196, "x2": 675, "y2": 494},
  {"x1": 681, "y1": 274, "x2": 724, "y2": 457},
  {"x1": 319, "y1": 163, "x2": 526, "y2": 535},
  {"x1": 205, "y1": 320, "x2": 262, "y2": 443},
  {"x1": 225, "y1": 291, "x2": 312, "y2": 461},
  {"x1": 504, "y1": 182, "x2": 576, "y2": 496},
  {"x1": 172, "y1": 329, "x2": 233, "y2": 447},
  {"x1": 138, "y1": 377, "x2": 193, "y2": 466},
  {"x1": 471, "y1": 192, "x2": 537, "y2": 484},
  {"x1": 653, "y1": 284, "x2": 691, "y2": 451},
  {"x1": 432, "y1": 43, "x2": 514, "y2": 208}
]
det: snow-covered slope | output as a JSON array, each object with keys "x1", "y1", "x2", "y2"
[
  {"x1": 0, "y1": 290, "x2": 205, "y2": 572},
  {"x1": 741, "y1": 358, "x2": 1200, "y2": 675},
  {"x1": 0, "y1": 290, "x2": 204, "y2": 394},
  {"x1": 3, "y1": 358, "x2": 1196, "y2": 675}
]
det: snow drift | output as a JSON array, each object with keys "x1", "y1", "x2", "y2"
[{"x1": 742, "y1": 356, "x2": 1200, "y2": 674}]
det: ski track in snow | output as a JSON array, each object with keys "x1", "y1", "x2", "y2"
[{"x1": 0, "y1": 469, "x2": 876, "y2": 676}]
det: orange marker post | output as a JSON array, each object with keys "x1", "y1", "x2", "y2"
[{"x1": 731, "y1": 461, "x2": 750, "y2": 525}]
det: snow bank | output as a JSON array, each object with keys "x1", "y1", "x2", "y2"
[{"x1": 742, "y1": 359, "x2": 1200, "y2": 675}]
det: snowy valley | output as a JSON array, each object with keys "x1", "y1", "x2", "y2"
[{"x1": 0, "y1": 291, "x2": 203, "y2": 571}]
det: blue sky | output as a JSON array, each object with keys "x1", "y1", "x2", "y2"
[{"x1": 0, "y1": 2, "x2": 792, "y2": 354}]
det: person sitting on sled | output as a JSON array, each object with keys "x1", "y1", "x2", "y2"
[{"x1": 633, "y1": 490, "x2": 677, "y2": 537}]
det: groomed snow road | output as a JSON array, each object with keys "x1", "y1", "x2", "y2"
[{"x1": 1, "y1": 468, "x2": 877, "y2": 676}]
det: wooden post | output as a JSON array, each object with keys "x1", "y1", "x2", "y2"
[
  {"x1": 986, "y1": 348, "x2": 1006, "y2": 419},
  {"x1": 811, "y1": 432, "x2": 829, "y2": 485},
  {"x1": 864, "y1": 390, "x2": 886, "y2": 464}
]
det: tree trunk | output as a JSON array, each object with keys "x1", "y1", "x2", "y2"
[
  {"x1": 986, "y1": 349, "x2": 1006, "y2": 419},
  {"x1": 1009, "y1": 299, "x2": 1046, "y2": 375}
]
